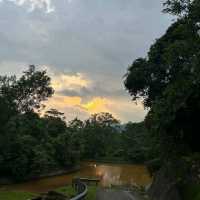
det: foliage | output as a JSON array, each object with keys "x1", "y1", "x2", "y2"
[
  {"x1": 82, "y1": 113, "x2": 121, "y2": 159},
  {"x1": 163, "y1": 0, "x2": 192, "y2": 16},
  {"x1": 180, "y1": 184, "x2": 200, "y2": 200},
  {"x1": 121, "y1": 122, "x2": 150, "y2": 162},
  {"x1": 124, "y1": 0, "x2": 200, "y2": 159},
  {"x1": 0, "y1": 66, "x2": 78, "y2": 181},
  {"x1": 0, "y1": 65, "x2": 54, "y2": 113},
  {"x1": 0, "y1": 66, "x2": 152, "y2": 182},
  {"x1": 163, "y1": 0, "x2": 200, "y2": 20}
]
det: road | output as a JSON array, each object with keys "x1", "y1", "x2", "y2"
[{"x1": 96, "y1": 188, "x2": 143, "y2": 200}]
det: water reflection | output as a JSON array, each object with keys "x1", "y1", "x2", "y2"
[
  {"x1": 93, "y1": 163, "x2": 151, "y2": 187},
  {"x1": 2, "y1": 162, "x2": 152, "y2": 193}
]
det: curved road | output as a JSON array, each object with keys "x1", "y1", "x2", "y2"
[{"x1": 96, "y1": 188, "x2": 143, "y2": 200}]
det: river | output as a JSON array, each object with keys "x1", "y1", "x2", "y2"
[{"x1": 2, "y1": 162, "x2": 152, "y2": 193}]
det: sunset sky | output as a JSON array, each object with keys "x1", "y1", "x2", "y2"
[{"x1": 0, "y1": 0, "x2": 172, "y2": 122}]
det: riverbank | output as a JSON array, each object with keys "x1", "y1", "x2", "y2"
[
  {"x1": 0, "y1": 165, "x2": 80, "y2": 186},
  {"x1": 0, "y1": 185, "x2": 147, "y2": 200},
  {"x1": 28, "y1": 166, "x2": 81, "y2": 181},
  {"x1": 0, "y1": 161, "x2": 151, "y2": 194},
  {"x1": 83, "y1": 159, "x2": 141, "y2": 165}
]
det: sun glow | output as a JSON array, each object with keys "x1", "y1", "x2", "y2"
[
  {"x1": 82, "y1": 98, "x2": 110, "y2": 113},
  {"x1": 42, "y1": 66, "x2": 146, "y2": 122}
]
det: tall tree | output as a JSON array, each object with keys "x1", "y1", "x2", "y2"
[
  {"x1": 0, "y1": 65, "x2": 54, "y2": 113},
  {"x1": 124, "y1": 2, "x2": 200, "y2": 156},
  {"x1": 15, "y1": 65, "x2": 54, "y2": 112}
]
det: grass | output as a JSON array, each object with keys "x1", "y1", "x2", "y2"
[
  {"x1": 56, "y1": 185, "x2": 98, "y2": 200},
  {"x1": 85, "y1": 186, "x2": 97, "y2": 200},
  {"x1": 0, "y1": 190, "x2": 36, "y2": 200},
  {"x1": 0, "y1": 185, "x2": 98, "y2": 200},
  {"x1": 55, "y1": 185, "x2": 76, "y2": 198}
]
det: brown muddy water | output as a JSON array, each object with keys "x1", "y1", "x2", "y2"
[{"x1": 1, "y1": 162, "x2": 152, "y2": 193}]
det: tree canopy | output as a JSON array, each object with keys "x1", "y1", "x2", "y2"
[
  {"x1": 0, "y1": 67, "x2": 149, "y2": 181},
  {"x1": 124, "y1": 0, "x2": 200, "y2": 157}
]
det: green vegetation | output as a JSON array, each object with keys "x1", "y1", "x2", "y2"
[
  {"x1": 125, "y1": 0, "x2": 200, "y2": 157},
  {"x1": 0, "y1": 190, "x2": 36, "y2": 200},
  {"x1": 0, "y1": 185, "x2": 97, "y2": 200},
  {"x1": 56, "y1": 185, "x2": 75, "y2": 198},
  {"x1": 56, "y1": 185, "x2": 97, "y2": 200},
  {"x1": 181, "y1": 184, "x2": 200, "y2": 200},
  {"x1": 124, "y1": 0, "x2": 200, "y2": 199},
  {"x1": 80, "y1": 115, "x2": 150, "y2": 162},
  {"x1": 0, "y1": 66, "x2": 149, "y2": 182},
  {"x1": 85, "y1": 186, "x2": 97, "y2": 200},
  {"x1": 0, "y1": 66, "x2": 80, "y2": 181}
]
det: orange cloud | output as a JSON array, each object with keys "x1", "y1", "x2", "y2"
[
  {"x1": 46, "y1": 96, "x2": 111, "y2": 113},
  {"x1": 82, "y1": 97, "x2": 111, "y2": 114},
  {"x1": 45, "y1": 95, "x2": 82, "y2": 110},
  {"x1": 51, "y1": 73, "x2": 90, "y2": 92},
  {"x1": 44, "y1": 94, "x2": 146, "y2": 122},
  {"x1": 41, "y1": 66, "x2": 146, "y2": 122}
]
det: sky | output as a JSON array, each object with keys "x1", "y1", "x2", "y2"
[{"x1": 0, "y1": 0, "x2": 172, "y2": 122}]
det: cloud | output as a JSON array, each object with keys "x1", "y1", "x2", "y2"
[
  {"x1": 44, "y1": 95, "x2": 89, "y2": 121},
  {"x1": 0, "y1": 61, "x2": 31, "y2": 78},
  {"x1": 81, "y1": 97, "x2": 111, "y2": 113},
  {"x1": 0, "y1": 0, "x2": 172, "y2": 122},
  {"x1": 1, "y1": 0, "x2": 55, "y2": 12},
  {"x1": 0, "y1": 63, "x2": 147, "y2": 122},
  {"x1": 67, "y1": 0, "x2": 73, "y2": 4},
  {"x1": 51, "y1": 73, "x2": 91, "y2": 92},
  {"x1": 44, "y1": 94, "x2": 147, "y2": 122},
  {"x1": 42, "y1": 66, "x2": 147, "y2": 122},
  {"x1": 59, "y1": 85, "x2": 127, "y2": 101}
]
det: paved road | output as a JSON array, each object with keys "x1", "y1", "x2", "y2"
[{"x1": 96, "y1": 188, "x2": 142, "y2": 200}]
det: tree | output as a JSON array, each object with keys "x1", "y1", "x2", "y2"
[
  {"x1": 0, "y1": 76, "x2": 18, "y2": 133},
  {"x1": 124, "y1": 17, "x2": 200, "y2": 108},
  {"x1": 16, "y1": 65, "x2": 54, "y2": 112},
  {"x1": 163, "y1": 0, "x2": 192, "y2": 15},
  {"x1": 68, "y1": 118, "x2": 84, "y2": 132},
  {"x1": 45, "y1": 108, "x2": 65, "y2": 120},
  {"x1": 67, "y1": 118, "x2": 85, "y2": 158},
  {"x1": 163, "y1": 0, "x2": 200, "y2": 23},
  {"x1": 0, "y1": 66, "x2": 79, "y2": 181},
  {"x1": 87, "y1": 112, "x2": 120, "y2": 127},
  {"x1": 121, "y1": 122, "x2": 150, "y2": 162},
  {"x1": 0, "y1": 65, "x2": 54, "y2": 113},
  {"x1": 44, "y1": 109, "x2": 66, "y2": 137},
  {"x1": 124, "y1": 3, "x2": 200, "y2": 157},
  {"x1": 83, "y1": 113, "x2": 120, "y2": 159}
]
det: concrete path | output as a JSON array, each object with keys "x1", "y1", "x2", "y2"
[{"x1": 96, "y1": 188, "x2": 142, "y2": 200}]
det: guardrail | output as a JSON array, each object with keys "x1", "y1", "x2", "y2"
[
  {"x1": 78, "y1": 177, "x2": 100, "y2": 186},
  {"x1": 31, "y1": 177, "x2": 99, "y2": 200},
  {"x1": 70, "y1": 178, "x2": 88, "y2": 200}
]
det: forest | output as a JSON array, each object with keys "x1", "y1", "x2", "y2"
[
  {"x1": 0, "y1": 66, "x2": 150, "y2": 181},
  {"x1": 124, "y1": 0, "x2": 200, "y2": 199}
]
